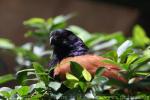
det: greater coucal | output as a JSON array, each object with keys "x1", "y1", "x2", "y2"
[{"x1": 49, "y1": 29, "x2": 125, "y2": 82}]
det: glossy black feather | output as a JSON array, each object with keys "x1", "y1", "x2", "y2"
[{"x1": 49, "y1": 29, "x2": 88, "y2": 67}]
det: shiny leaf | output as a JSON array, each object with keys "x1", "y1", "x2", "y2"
[
  {"x1": 66, "y1": 73, "x2": 79, "y2": 81},
  {"x1": 82, "y1": 68, "x2": 92, "y2": 81}
]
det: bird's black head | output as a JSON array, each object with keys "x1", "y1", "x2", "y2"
[
  {"x1": 50, "y1": 29, "x2": 74, "y2": 47},
  {"x1": 49, "y1": 29, "x2": 89, "y2": 63}
]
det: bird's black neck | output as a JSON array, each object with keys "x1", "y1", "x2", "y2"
[
  {"x1": 49, "y1": 46, "x2": 88, "y2": 67},
  {"x1": 54, "y1": 41, "x2": 88, "y2": 62}
]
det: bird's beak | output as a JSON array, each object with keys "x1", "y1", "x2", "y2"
[
  {"x1": 49, "y1": 36, "x2": 52, "y2": 44},
  {"x1": 49, "y1": 37, "x2": 54, "y2": 48}
]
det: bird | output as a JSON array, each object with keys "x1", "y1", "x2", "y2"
[{"x1": 49, "y1": 29, "x2": 125, "y2": 82}]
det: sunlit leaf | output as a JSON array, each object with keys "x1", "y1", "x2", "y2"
[
  {"x1": 0, "y1": 87, "x2": 12, "y2": 98},
  {"x1": 92, "y1": 39, "x2": 117, "y2": 51},
  {"x1": 66, "y1": 73, "x2": 79, "y2": 81},
  {"x1": 68, "y1": 25, "x2": 91, "y2": 42},
  {"x1": 23, "y1": 18, "x2": 45, "y2": 28},
  {"x1": 117, "y1": 40, "x2": 133, "y2": 57},
  {"x1": 133, "y1": 25, "x2": 150, "y2": 47},
  {"x1": 52, "y1": 14, "x2": 73, "y2": 30},
  {"x1": 130, "y1": 56, "x2": 150, "y2": 71},
  {"x1": 144, "y1": 46, "x2": 150, "y2": 58},
  {"x1": 49, "y1": 81, "x2": 61, "y2": 91},
  {"x1": 101, "y1": 59, "x2": 120, "y2": 68},
  {"x1": 102, "y1": 50, "x2": 118, "y2": 62},
  {"x1": 86, "y1": 32, "x2": 125, "y2": 47},
  {"x1": 17, "y1": 86, "x2": 30, "y2": 96},
  {"x1": 35, "y1": 81, "x2": 46, "y2": 89},
  {"x1": 85, "y1": 90, "x2": 95, "y2": 99},
  {"x1": 82, "y1": 68, "x2": 92, "y2": 81},
  {"x1": 53, "y1": 15, "x2": 68, "y2": 24},
  {"x1": 126, "y1": 53, "x2": 138, "y2": 65},
  {"x1": 0, "y1": 38, "x2": 15, "y2": 49},
  {"x1": 133, "y1": 56, "x2": 150, "y2": 66},
  {"x1": 92, "y1": 76, "x2": 108, "y2": 85},
  {"x1": 0, "y1": 91, "x2": 10, "y2": 98},
  {"x1": 98, "y1": 96, "x2": 111, "y2": 100},
  {"x1": 31, "y1": 94, "x2": 43, "y2": 99}
]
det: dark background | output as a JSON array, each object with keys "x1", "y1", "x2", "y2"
[{"x1": 0, "y1": 0, "x2": 150, "y2": 77}]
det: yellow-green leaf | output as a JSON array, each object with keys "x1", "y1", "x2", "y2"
[
  {"x1": 66, "y1": 73, "x2": 79, "y2": 81},
  {"x1": 82, "y1": 68, "x2": 91, "y2": 81}
]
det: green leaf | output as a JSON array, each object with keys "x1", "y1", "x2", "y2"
[
  {"x1": 17, "y1": 86, "x2": 30, "y2": 96},
  {"x1": 66, "y1": 73, "x2": 79, "y2": 81},
  {"x1": 102, "y1": 50, "x2": 118, "y2": 62},
  {"x1": 53, "y1": 15, "x2": 67, "y2": 24},
  {"x1": 33, "y1": 62, "x2": 49, "y2": 85},
  {"x1": 95, "y1": 67, "x2": 106, "y2": 77},
  {"x1": 16, "y1": 69, "x2": 35, "y2": 85},
  {"x1": 0, "y1": 87, "x2": 12, "y2": 98},
  {"x1": 117, "y1": 40, "x2": 133, "y2": 57},
  {"x1": 85, "y1": 34, "x2": 105, "y2": 47},
  {"x1": 68, "y1": 25, "x2": 91, "y2": 42},
  {"x1": 136, "y1": 72, "x2": 150, "y2": 76},
  {"x1": 10, "y1": 89, "x2": 17, "y2": 97},
  {"x1": 144, "y1": 46, "x2": 150, "y2": 58},
  {"x1": 70, "y1": 61, "x2": 83, "y2": 78},
  {"x1": 91, "y1": 76, "x2": 108, "y2": 85},
  {"x1": 131, "y1": 56, "x2": 150, "y2": 71},
  {"x1": 86, "y1": 32, "x2": 125, "y2": 47},
  {"x1": 31, "y1": 94, "x2": 43, "y2": 99},
  {"x1": 98, "y1": 96, "x2": 111, "y2": 100},
  {"x1": 35, "y1": 81, "x2": 46, "y2": 89},
  {"x1": 48, "y1": 81, "x2": 61, "y2": 91},
  {"x1": 63, "y1": 80, "x2": 79, "y2": 89},
  {"x1": 133, "y1": 56, "x2": 150, "y2": 66},
  {"x1": 52, "y1": 14, "x2": 73, "y2": 30},
  {"x1": 126, "y1": 53, "x2": 138, "y2": 65},
  {"x1": 78, "y1": 82, "x2": 88, "y2": 92},
  {"x1": 16, "y1": 71, "x2": 28, "y2": 85},
  {"x1": 92, "y1": 39, "x2": 117, "y2": 51},
  {"x1": 14, "y1": 47, "x2": 40, "y2": 61},
  {"x1": 46, "y1": 18, "x2": 53, "y2": 30},
  {"x1": 0, "y1": 74, "x2": 15, "y2": 84},
  {"x1": 82, "y1": 68, "x2": 92, "y2": 81},
  {"x1": 119, "y1": 49, "x2": 133, "y2": 64},
  {"x1": 101, "y1": 59, "x2": 120, "y2": 68},
  {"x1": 0, "y1": 38, "x2": 15, "y2": 49},
  {"x1": 133, "y1": 25, "x2": 150, "y2": 47},
  {"x1": 110, "y1": 32, "x2": 125, "y2": 44},
  {"x1": 23, "y1": 18, "x2": 45, "y2": 28},
  {"x1": 0, "y1": 91, "x2": 10, "y2": 98}
]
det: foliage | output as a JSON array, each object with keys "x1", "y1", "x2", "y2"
[{"x1": 0, "y1": 14, "x2": 150, "y2": 100}]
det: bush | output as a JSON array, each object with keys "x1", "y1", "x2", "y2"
[{"x1": 0, "y1": 14, "x2": 150, "y2": 100}]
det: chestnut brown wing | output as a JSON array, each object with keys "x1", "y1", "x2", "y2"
[{"x1": 54, "y1": 55, "x2": 125, "y2": 82}]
